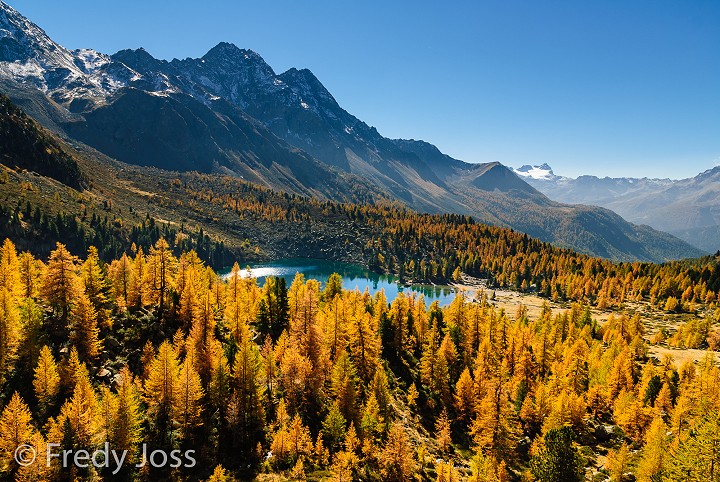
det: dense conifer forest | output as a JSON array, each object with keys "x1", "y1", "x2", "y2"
[{"x1": 0, "y1": 237, "x2": 719, "y2": 481}]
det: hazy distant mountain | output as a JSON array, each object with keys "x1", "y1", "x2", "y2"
[
  {"x1": 0, "y1": 1, "x2": 705, "y2": 262},
  {"x1": 515, "y1": 164, "x2": 720, "y2": 252},
  {"x1": 514, "y1": 164, "x2": 674, "y2": 205}
]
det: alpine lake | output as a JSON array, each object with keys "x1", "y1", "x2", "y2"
[{"x1": 224, "y1": 258, "x2": 460, "y2": 306}]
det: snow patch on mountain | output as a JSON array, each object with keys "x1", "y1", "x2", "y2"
[
  {"x1": 514, "y1": 164, "x2": 557, "y2": 180},
  {"x1": 73, "y1": 49, "x2": 110, "y2": 72}
]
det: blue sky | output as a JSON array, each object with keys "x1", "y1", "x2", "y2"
[{"x1": 9, "y1": 0, "x2": 720, "y2": 179}]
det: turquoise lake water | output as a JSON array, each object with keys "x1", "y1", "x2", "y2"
[{"x1": 227, "y1": 258, "x2": 458, "y2": 306}]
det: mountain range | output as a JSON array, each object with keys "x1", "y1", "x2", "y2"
[
  {"x1": 515, "y1": 164, "x2": 720, "y2": 253},
  {"x1": 0, "y1": 1, "x2": 705, "y2": 262}
]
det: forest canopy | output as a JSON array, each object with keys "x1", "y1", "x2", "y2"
[{"x1": 0, "y1": 237, "x2": 718, "y2": 480}]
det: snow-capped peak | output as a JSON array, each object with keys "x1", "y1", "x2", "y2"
[
  {"x1": 0, "y1": 1, "x2": 146, "y2": 105},
  {"x1": 514, "y1": 164, "x2": 556, "y2": 180}
]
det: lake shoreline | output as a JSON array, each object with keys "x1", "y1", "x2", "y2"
[{"x1": 222, "y1": 257, "x2": 459, "y2": 306}]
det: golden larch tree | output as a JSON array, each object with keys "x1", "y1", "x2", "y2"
[
  {"x1": 0, "y1": 392, "x2": 36, "y2": 472},
  {"x1": 189, "y1": 290, "x2": 218, "y2": 383},
  {"x1": 173, "y1": 348, "x2": 204, "y2": 439},
  {"x1": 177, "y1": 250, "x2": 203, "y2": 326},
  {"x1": 470, "y1": 378, "x2": 519, "y2": 461},
  {"x1": 435, "y1": 460, "x2": 461, "y2": 482},
  {"x1": 0, "y1": 287, "x2": 20, "y2": 383},
  {"x1": 286, "y1": 414, "x2": 313, "y2": 461},
  {"x1": 33, "y1": 345, "x2": 60, "y2": 409},
  {"x1": 347, "y1": 294, "x2": 380, "y2": 383},
  {"x1": 206, "y1": 465, "x2": 236, "y2": 482},
  {"x1": 435, "y1": 409, "x2": 453, "y2": 454},
  {"x1": 108, "y1": 253, "x2": 135, "y2": 309},
  {"x1": 379, "y1": 423, "x2": 415, "y2": 482},
  {"x1": 58, "y1": 368, "x2": 101, "y2": 448},
  {"x1": 80, "y1": 246, "x2": 112, "y2": 327},
  {"x1": 110, "y1": 367, "x2": 143, "y2": 462},
  {"x1": 455, "y1": 367, "x2": 475, "y2": 424},
  {"x1": 0, "y1": 239, "x2": 20, "y2": 297},
  {"x1": 229, "y1": 322, "x2": 265, "y2": 449},
  {"x1": 14, "y1": 430, "x2": 49, "y2": 481},
  {"x1": 636, "y1": 416, "x2": 668, "y2": 482},
  {"x1": 143, "y1": 237, "x2": 177, "y2": 320},
  {"x1": 224, "y1": 263, "x2": 244, "y2": 341},
  {"x1": 41, "y1": 242, "x2": 80, "y2": 323},
  {"x1": 131, "y1": 247, "x2": 146, "y2": 307},
  {"x1": 18, "y1": 251, "x2": 42, "y2": 300},
  {"x1": 69, "y1": 292, "x2": 102, "y2": 361},
  {"x1": 330, "y1": 350, "x2": 358, "y2": 424},
  {"x1": 144, "y1": 340, "x2": 180, "y2": 421}
]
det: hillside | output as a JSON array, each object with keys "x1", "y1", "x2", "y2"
[
  {"x1": 3, "y1": 3, "x2": 720, "y2": 482},
  {"x1": 0, "y1": 93, "x2": 85, "y2": 189}
]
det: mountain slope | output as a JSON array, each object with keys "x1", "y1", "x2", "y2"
[
  {"x1": 391, "y1": 149, "x2": 702, "y2": 262},
  {"x1": 0, "y1": 92, "x2": 85, "y2": 189},
  {"x1": 61, "y1": 87, "x2": 370, "y2": 197},
  {"x1": 605, "y1": 167, "x2": 720, "y2": 253},
  {"x1": 0, "y1": 1, "x2": 704, "y2": 262}
]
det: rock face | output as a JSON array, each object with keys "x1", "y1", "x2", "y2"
[{"x1": 0, "y1": 1, "x2": 706, "y2": 262}]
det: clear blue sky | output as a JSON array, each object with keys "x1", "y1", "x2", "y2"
[{"x1": 9, "y1": 0, "x2": 720, "y2": 179}]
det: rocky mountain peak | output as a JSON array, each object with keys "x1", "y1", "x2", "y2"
[
  {"x1": 111, "y1": 47, "x2": 167, "y2": 73},
  {"x1": 278, "y1": 67, "x2": 337, "y2": 109},
  {"x1": 201, "y1": 42, "x2": 273, "y2": 72},
  {"x1": 472, "y1": 162, "x2": 539, "y2": 194}
]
